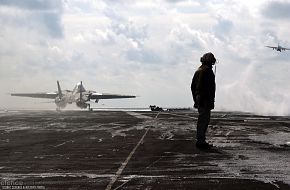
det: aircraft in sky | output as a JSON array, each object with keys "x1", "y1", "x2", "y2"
[
  {"x1": 11, "y1": 81, "x2": 137, "y2": 111},
  {"x1": 265, "y1": 44, "x2": 290, "y2": 52}
]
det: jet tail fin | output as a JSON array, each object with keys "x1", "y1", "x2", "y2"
[{"x1": 57, "y1": 81, "x2": 63, "y2": 98}]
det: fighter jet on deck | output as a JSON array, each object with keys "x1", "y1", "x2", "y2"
[
  {"x1": 11, "y1": 81, "x2": 136, "y2": 111},
  {"x1": 265, "y1": 44, "x2": 290, "y2": 52}
]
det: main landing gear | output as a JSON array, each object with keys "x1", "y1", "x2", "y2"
[{"x1": 87, "y1": 103, "x2": 93, "y2": 112}]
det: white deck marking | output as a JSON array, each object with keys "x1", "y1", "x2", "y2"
[
  {"x1": 105, "y1": 112, "x2": 162, "y2": 190},
  {"x1": 127, "y1": 111, "x2": 196, "y2": 120},
  {"x1": 105, "y1": 127, "x2": 150, "y2": 190},
  {"x1": 126, "y1": 111, "x2": 152, "y2": 119},
  {"x1": 54, "y1": 140, "x2": 74, "y2": 148},
  {"x1": 157, "y1": 112, "x2": 196, "y2": 119}
]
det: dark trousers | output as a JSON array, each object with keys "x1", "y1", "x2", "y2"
[{"x1": 196, "y1": 107, "x2": 211, "y2": 144}]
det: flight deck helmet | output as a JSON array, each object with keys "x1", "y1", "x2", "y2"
[{"x1": 200, "y1": 52, "x2": 216, "y2": 65}]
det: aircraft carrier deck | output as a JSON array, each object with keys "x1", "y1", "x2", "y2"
[{"x1": 0, "y1": 110, "x2": 290, "y2": 189}]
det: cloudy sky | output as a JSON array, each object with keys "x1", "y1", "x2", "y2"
[{"x1": 0, "y1": 0, "x2": 290, "y2": 115}]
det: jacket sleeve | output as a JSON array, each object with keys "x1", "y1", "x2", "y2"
[{"x1": 191, "y1": 71, "x2": 202, "y2": 108}]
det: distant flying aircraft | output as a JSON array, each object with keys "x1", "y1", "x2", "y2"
[
  {"x1": 265, "y1": 44, "x2": 290, "y2": 52},
  {"x1": 11, "y1": 81, "x2": 137, "y2": 111}
]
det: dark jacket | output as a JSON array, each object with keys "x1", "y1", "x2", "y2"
[{"x1": 191, "y1": 64, "x2": 215, "y2": 109}]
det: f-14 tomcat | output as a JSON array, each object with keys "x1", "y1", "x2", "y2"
[
  {"x1": 11, "y1": 81, "x2": 136, "y2": 111},
  {"x1": 265, "y1": 43, "x2": 290, "y2": 52}
]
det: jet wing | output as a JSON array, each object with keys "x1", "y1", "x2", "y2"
[
  {"x1": 11, "y1": 92, "x2": 58, "y2": 99},
  {"x1": 89, "y1": 93, "x2": 136, "y2": 100},
  {"x1": 265, "y1": 46, "x2": 277, "y2": 50},
  {"x1": 282, "y1": 47, "x2": 290, "y2": 51}
]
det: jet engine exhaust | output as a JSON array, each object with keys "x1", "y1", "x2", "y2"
[
  {"x1": 76, "y1": 101, "x2": 88, "y2": 109},
  {"x1": 55, "y1": 97, "x2": 67, "y2": 109}
]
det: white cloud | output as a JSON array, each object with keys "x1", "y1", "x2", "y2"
[
  {"x1": 262, "y1": 0, "x2": 290, "y2": 20},
  {"x1": 0, "y1": 0, "x2": 290, "y2": 115},
  {"x1": 0, "y1": 0, "x2": 63, "y2": 38}
]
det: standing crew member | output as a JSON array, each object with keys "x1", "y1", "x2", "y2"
[{"x1": 191, "y1": 52, "x2": 216, "y2": 149}]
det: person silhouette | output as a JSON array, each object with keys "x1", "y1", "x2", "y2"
[{"x1": 191, "y1": 52, "x2": 216, "y2": 149}]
